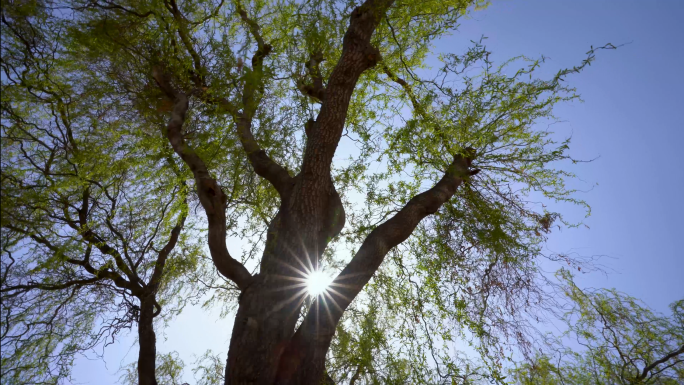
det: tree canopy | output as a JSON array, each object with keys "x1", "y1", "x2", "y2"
[
  {"x1": 511, "y1": 272, "x2": 684, "y2": 385},
  {"x1": 1, "y1": 0, "x2": 681, "y2": 384}
]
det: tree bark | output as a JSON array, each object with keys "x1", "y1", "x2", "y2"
[
  {"x1": 138, "y1": 297, "x2": 158, "y2": 385},
  {"x1": 223, "y1": 153, "x2": 473, "y2": 385},
  {"x1": 224, "y1": 184, "x2": 345, "y2": 384},
  {"x1": 274, "y1": 154, "x2": 474, "y2": 384}
]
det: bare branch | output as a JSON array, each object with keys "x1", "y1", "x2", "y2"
[
  {"x1": 638, "y1": 344, "x2": 684, "y2": 381},
  {"x1": 1, "y1": 277, "x2": 103, "y2": 297},
  {"x1": 148, "y1": 214, "x2": 186, "y2": 291}
]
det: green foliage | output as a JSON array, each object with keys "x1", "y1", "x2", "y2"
[
  {"x1": 509, "y1": 272, "x2": 684, "y2": 384},
  {"x1": 327, "y1": 39, "x2": 617, "y2": 383},
  {"x1": 192, "y1": 350, "x2": 225, "y2": 385},
  {"x1": 1, "y1": 0, "x2": 633, "y2": 383},
  {"x1": 1, "y1": 2, "x2": 209, "y2": 382},
  {"x1": 120, "y1": 352, "x2": 186, "y2": 385}
]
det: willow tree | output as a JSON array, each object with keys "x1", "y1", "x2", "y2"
[
  {"x1": 0, "y1": 2, "x2": 224, "y2": 383},
  {"x1": 510, "y1": 272, "x2": 684, "y2": 385},
  {"x1": 1, "y1": 0, "x2": 619, "y2": 384}
]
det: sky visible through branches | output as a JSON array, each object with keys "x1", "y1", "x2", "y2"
[{"x1": 46, "y1": 0, "x2": 684, "y2": 383}]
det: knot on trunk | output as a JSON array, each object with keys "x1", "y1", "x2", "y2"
[
  {"x1": 198, "y1": 177, "x2": 227, "y2": 212},
  {"x1": 362, "y1": 44, "x2": 381, "y2": 68}
]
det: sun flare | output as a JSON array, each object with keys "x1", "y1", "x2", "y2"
[{"x1": 306, "y1": 270, "x2": 333, "y2": 297}]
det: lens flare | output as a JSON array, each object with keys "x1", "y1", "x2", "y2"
[{"x1": 306, "y1": 270, "x2": 333, "y2": 297}]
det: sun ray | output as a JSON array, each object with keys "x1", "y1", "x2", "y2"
[
  {"x1": 275, "y1": 256, "x2": 311, "y2": 278},
  {"x1": 324, "y1": 286, "x2": 351, "y2": 304},
  {"x1": 264, "y1": 287, "x2": 310, "y2": 318},
  {"x1": 323, "y1": 290, "x2": 344, "y2": 315},
  {"x1": 271, "y1": 273, "x2": 309, "y2": 283},
  {"x1": 283, "y1": 238, "x2": 315, "y2": 274},
  {"x1": 268, "y1": 282, "x2": 309, "y2": 293},
  {"x1": 319, "y1": 292, "x2": 335, "y2": 327}
]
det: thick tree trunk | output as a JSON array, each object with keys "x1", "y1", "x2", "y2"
[
  {"x1": 225, "y1": 183, "x2": 345, "y2": 385},
  {"x1": 222, "y1": 1, "x2": 401, "y2": 383},
  {"x1": 138, "y1": 297, "x2": 158, "y2": 385}
]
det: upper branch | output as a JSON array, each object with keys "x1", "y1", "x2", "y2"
[
  {"x1": 297, "y1": 51, "x2": 326, "y2": 103},
  {"x1": 166, "y1": 0, "x2": 204, "y2": 83},
  {"x1": 382, "y1": 64, "x2": 454, "y2": 153},
  {"x1": 152, "y1": 68, "x2": 253, "y2": 290},
  {"x1": 183, "y1": 2, "x2": 292, "y2": 197},
  {"x1": 299, "y1": 0, "x2": 395, "y2": 179},
  {"x1": 638, "y1": 344, "x2": 684, "y2": 381},
  {"x1": 0, "y1": 277, "x2": 103, "y2": 298},
  {"x1": 147, "y1": 213, "x2": 186, "y2": 292},
  {"x1": 69, "y1": 188, "x2": 142, "y2": 287},
  {"x1": 76, "y1": 1, "x2": 156, "y2": 18},
  {"x1": 232, "y1": 1, "x2": 294, "y2": 197},
  {"x1": 148, "y1": 164, "x2": 188, "y2": 292},
  {"x1": 325, "y1": 150, "x2": 473, "y2": 321}
]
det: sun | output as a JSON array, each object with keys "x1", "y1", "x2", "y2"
[{"x1": 306, "y1": 270, "x2": 333, "y2": 297}]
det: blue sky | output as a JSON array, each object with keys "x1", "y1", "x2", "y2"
[
  {"x1": 451, "y1": 0, "x2": 684, "y2": 313},
  {"x1": 71, "y1": 1, "x2": 684, "y2": 383}
]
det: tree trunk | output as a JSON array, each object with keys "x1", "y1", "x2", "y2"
[
  {"x1": 223, "y1": 153, "x2": 471, "y2": 384},
  {"x1": 224, "y1": 179, "x2": 345, "y2": 385},
  {"x1": 138, "y1": 297, "x2": 158, "y2": 385}
]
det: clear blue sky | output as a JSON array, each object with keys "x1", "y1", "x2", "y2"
[{"x1": 71, "y1": 1, "x2": 684, "y2": 383}]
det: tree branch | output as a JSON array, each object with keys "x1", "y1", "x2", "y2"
[
  {"x1": 299, "y1": 0, "x2": 395, "y2": 182},
  {"x1": 166, "y1": 0, "x2": 203, "y2": 83},
  {"x1": 70, "y1": 188, "x2": 141, "y2": 286},
  {"x1": 148, "y1": 214, "x2": 186, "y2": 292},
  {"x1": 638, "y1": 344, "x2": 684, "y2": 381},
  {"x1": 147, "y1": 156, "x2": 188, "y2": 291},
  {"x1": 382, "y1": 64, "x2": 456, "y2": 154},
  {"x1": 0, "y1": 277, "x2": 103, "y2": 297},
  {"x1": 180, "y1": 2, "x2": 293, "y2": 198},
  {"x1": 231, "y1": 1, "x2": 294, "y2": 198},
  {"x1": 297, "y1": 50, "x2": 326, "y2": 103},
  {"x1": 75, "y1": 1, "x2": 155, "y2": 19},
  {"x1": 152, "y1": 68, "x2": 253, "y2": 290}
]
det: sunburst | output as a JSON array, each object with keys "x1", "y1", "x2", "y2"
[{"x1": 306, "y1": 269, "x2": 333, "y2": 297}]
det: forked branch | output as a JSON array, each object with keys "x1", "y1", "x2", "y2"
[
  {"x1": 297, "y1": 51, "x2": 326, "y2": 102},
  {"x1": 299, "y1": 0, "x2": 395, "y2": 183}
]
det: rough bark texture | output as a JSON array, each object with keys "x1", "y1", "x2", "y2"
[{"x1": 223, "y1": 2, "x2": 394, "y2": 383}]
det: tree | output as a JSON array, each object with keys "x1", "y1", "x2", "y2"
[
  {"x1": 0, "y1": 0, "x2": 626, "y2": 384},
  {"x1": 1, "y1": 2, "x2": 222, "y2": 383},
  {"x1": 510, "y1": 272, "x2": 684, "y2": 385}
]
